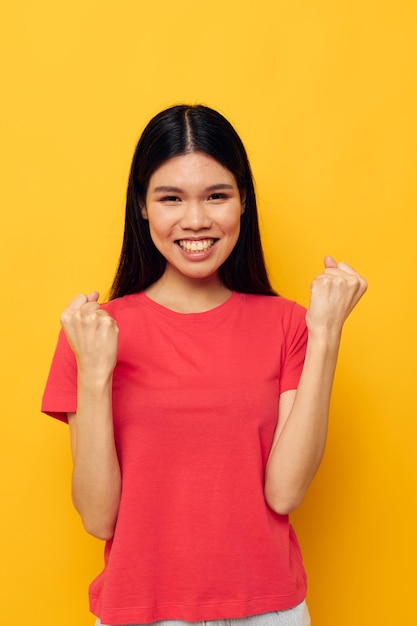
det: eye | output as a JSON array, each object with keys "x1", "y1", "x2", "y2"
[
  {"x1": 208, "y1": 192, "x2": 228, "y2": 201},
  {"x1": 160, "y1": 195, "x2": 181, "y2": 203}
]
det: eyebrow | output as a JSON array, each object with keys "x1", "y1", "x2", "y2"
[{"x1": 152, "y1": 184, "x2": 235, "y2": 193}]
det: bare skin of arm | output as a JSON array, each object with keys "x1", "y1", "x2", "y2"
[
  {"x1": 264, "y1": 256, "x2": 367, "y2": 514},
  {"x1": 61, "y1": 292, "x2": 121, "y2": 540}
]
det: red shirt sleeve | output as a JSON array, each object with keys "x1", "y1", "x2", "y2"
[
  {"x1": 279, "y1": 301, "x2": 308, "y2": 393},
  {"x1": 41, "y1": 329, "x2": 77, "y2": 423}
]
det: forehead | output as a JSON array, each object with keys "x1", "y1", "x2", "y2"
[{"x1": 148, "y1": 152, "x2": 238, "y2": 189}]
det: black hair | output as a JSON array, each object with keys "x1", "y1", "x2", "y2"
[{"x1": 109, "y1": 104, "x2": 276, "y2": 299}]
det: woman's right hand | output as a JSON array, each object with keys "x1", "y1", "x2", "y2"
[{"x1": 60, "y1": 291, "x2": 119, "y2": 379}]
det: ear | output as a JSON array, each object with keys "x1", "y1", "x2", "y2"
[
  {"x1": 139, "y1": 198, "x2": 148, "y2": 219},
  {"x1": 240, "y1": 189, "x2": 246, "y2": 215}
]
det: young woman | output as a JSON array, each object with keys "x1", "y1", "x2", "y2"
[{"x1": 42, "y1": 104, "x2": 367, "y2": 626}]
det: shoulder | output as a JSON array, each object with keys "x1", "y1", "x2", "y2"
[
  {"x1": 235, "y1": 294, "x2": 307, "y2": 355},
  {"x1": 238, "y1": 293, "x2": 306, "y2": 323},
  {"x1": 236, "y1": 294, "x2": 307, "y2": 340},
  {"x1": 100, "y1": 292, "x2": 145, "y2": 318}
]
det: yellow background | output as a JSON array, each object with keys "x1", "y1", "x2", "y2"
[{"x1": 1, "y1": 1, "x2": 416, "y2": 624}]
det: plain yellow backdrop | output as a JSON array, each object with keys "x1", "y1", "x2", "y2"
[{"x1": 1, "y1": 1, "x2": 416, "y2": 624}]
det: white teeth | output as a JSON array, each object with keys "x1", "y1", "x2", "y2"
[{"x1": 178, "y1": 239, "x2": 215, "y2": 252}]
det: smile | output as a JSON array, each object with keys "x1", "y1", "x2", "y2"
[{"x1": 176, "y1": 239, "x2": 216, "y2": 253}]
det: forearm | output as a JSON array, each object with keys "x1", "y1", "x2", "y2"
[
  {"x1": 70, "y1": 373, "x2": 121, "y2": 540},
  {"x1": 264, "y1": 330, "x2": 340, "y2": 514},
  {"x1": 265, "y1": 257, "x2": 367, "y2": 514}
]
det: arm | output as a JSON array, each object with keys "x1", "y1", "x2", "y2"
[
  {"x1": 264, "y1": 256, "x2": 367, "y2": 515},
  {"x1": 61, "y1": 292, "x2": 121, "y2": 540}
]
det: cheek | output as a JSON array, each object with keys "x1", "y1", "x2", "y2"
[
  {"x1": 146, "y1": 210, "x2": 169, "y2": 236},
  {"x1": 223, "y1": 210, "x2": 243, "y2": 235},
  {"x1": 148, "y1": 225, "x2": 167, "y2": 246}
]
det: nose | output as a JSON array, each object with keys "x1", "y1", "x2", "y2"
[{"x1": 179, "y1": 200, "x2": 212, "y2": 231}]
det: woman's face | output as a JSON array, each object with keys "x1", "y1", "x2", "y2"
[{"x1": 141, "y1": 152, "x2": 245, "y2": 282}]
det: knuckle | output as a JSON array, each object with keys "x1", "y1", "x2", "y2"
[
  {"x1": 97, "y1": 310, "x2": 112, "y2": 323},
  {"x1": 60, "y1": 309, "x2": 70, "y2": 324},
  {"x1": 73, "y1": 309, "x2": 84, "y2": 322}
]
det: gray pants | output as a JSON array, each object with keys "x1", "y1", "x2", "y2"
[{"x1": 95, "y1": 600, "x2": 311, "y2": 626}]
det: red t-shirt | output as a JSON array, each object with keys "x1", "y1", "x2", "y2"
[{"x1": 42, "y1": 291, "x2": 308, "y2": 625}]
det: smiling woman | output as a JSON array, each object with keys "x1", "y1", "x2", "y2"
[
  {"x1": 140, "y1": 152, "x2": 245, "y2": 303},
  {"x1": 109, "y1": 105, "x2": 276, "y2": 302},
  {"x1": 41, "y1": 104, "x2": 366, "y2": 626}
]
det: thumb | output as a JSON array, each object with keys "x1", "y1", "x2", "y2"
[
  {"x1": 86, "y1": 291, "x2": 100, "y2": 303},
  {"x1": 324, "y1": 255, "x2": 337, "y2": 269},
  {"x1": 336, "y1": 261, "x2": 358, "y2": 275}
]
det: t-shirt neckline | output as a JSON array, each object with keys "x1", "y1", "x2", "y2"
[{"x1": 138, "y1": 290, "x2": 243, "y2": 320}]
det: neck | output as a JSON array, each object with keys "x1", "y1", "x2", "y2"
[{"x1": 145, "y1": 269, "x2": 231, "y2": 313}]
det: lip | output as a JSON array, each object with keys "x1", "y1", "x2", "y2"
[{"x1": 175, "y1": 237, "x2": 218, "y2": 259}]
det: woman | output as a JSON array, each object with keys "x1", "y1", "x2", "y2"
[{"x1": 42, "y1": 104, "x2": 367, "y2": 626}]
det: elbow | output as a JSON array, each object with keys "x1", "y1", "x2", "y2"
[
  {"x1": 81, "y1": 516, "x2": 116, "y2": 541},
  {"x1": 72, "y1": 497, "x2": 117, "y2": 541},
  {"x1": 87, "y1": 527, "x2": 115, "y2": 541},
  {"x1": 264, "y1": 485, "x2": 305, "y2": 516},
  {"x1": 72, "y1": 488, "x2": 120, "y2": 541}
]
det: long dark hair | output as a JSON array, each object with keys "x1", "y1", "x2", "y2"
[{"x1": 109, "y1": 104, "x2": 276, "y2": 300}]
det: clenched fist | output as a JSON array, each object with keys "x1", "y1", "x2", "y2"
[
  {"x1": 306, "y1": 256, "x2": 367, "y2": 339},
  {"x1": 60, "y1": 291, "x2": 119, "y2": 379}
]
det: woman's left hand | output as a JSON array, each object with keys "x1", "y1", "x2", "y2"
[
  {"x1": 306, "y1": 256, "x2": 368, "y2": 339},
  {"x1": 265, "y1": 256, "x2": 367, "y2": 513}
]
